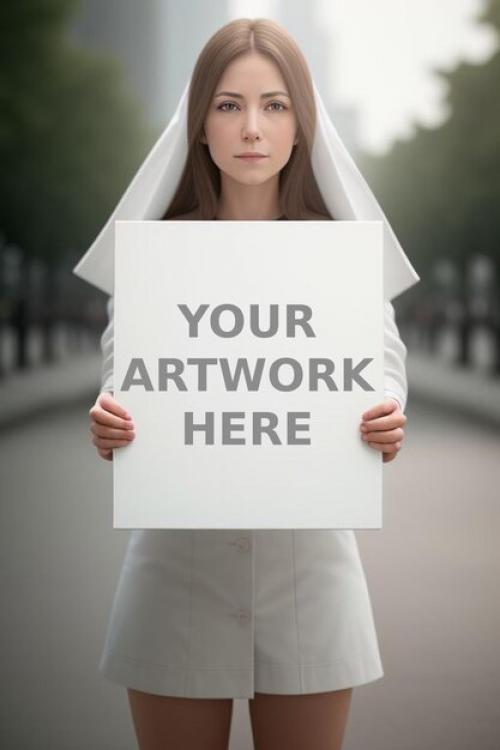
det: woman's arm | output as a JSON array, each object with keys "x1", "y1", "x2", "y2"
[
  {"x1": 383, "y1": 299, "x2": 408, "y2": 412},
  {"x1": 88, "y1": 296, "x2": 135, "y2": 462},
  {"x1": 100, "y1": 295, "x2": 115, "y2": 395},
  {"x1": 359, "y1": 299, "x2": 408, "y2": 463}
]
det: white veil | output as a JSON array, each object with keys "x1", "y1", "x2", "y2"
[{"x1": 73, "y1": 76, "x2": 420, "y2": 301}]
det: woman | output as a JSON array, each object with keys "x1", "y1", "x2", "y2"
[{"x1": 86, "y1": 18, "x2": 415, "y2": 750}]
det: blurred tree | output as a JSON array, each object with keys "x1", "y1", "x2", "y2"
[
  {"x1": 360, "y1": 0, "x2": 500, "y2": 371},
  {"x1": 0, "y1": 0, "x2": 153, "y2": 365}
]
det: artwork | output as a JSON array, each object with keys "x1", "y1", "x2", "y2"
[{"x1": 112, "y1": 219, "x2": 384, "y2": 529}]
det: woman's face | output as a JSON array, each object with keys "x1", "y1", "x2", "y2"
[{"x1": 201, "y1": 51, "x2": 298, "y2": 186}]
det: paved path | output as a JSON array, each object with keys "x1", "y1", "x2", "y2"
[{"x1": 1, "y1": 398, "x2": 498, "y2": 749}]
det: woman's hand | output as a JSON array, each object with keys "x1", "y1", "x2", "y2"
[
  {"x1": 88, "y1": 392, "x2": 135, "y2": 462},
  {"x1": 359, "y1": 397, "x2": 406, "y2": 463}
]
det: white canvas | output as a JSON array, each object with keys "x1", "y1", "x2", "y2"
[{"x1": 113, "y1": 220, "x2": 384, "y2": 529}]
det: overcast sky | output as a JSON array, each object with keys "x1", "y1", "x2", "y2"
[{"x1": 230, "y1": 0, "x2": 499, "y2": 153}]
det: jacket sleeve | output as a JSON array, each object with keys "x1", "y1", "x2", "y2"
[
  {"x1": 100, "y1": 295, "x2": 114, "y2": 395},
  {"x1": 383, "y1": 299, "x2": 408, "y2": 412}
]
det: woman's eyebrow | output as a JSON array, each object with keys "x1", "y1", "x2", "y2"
[{"x1": 214, "y1": 90, "x2": 290, "y2": 99}]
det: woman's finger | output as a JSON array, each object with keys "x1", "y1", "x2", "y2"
[
  {"x1": 89, "y1": 391, "x2": 132, "y2": 420},
  {"x1": 367, "y1": 440, "x2": 402, "y2": 452},
  {"x1": 362, "y1": 398, "x2": 397, "y2": 421},
  {"x1": 92, "y1": 435, "x2": 133, "y2": 448},
  {"x1": 361, "y1": 411, "x2": 406, "y2": 431},
  {"x1": 98, "y1": 391, "x2": 131, "y2": 418},
  {"x1": 89, "y1": 403, "x2": 134, "y2": 431},
  {"x1": 97, "y1": 447, "x2": 113, "y2": 461},
  {"x1": 90, "y1": 423, "x2": 135, "y2": 441},
  {"x1": 383, "y1": 451, "x2": 398, "y2": 463},
  {"x1": 91, "y1": 411, "x2": 135, "y2": 431},
  {"x1": 361, "y1": 428, "x2": 404, "y2": 444}
]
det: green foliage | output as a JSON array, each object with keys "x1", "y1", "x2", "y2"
[
  {"x1": 0, "y1": 0, "x2": 153, "y2": 264},
  {"x1": 359, "y1": 0, "x2": 500, "y2": 288}
]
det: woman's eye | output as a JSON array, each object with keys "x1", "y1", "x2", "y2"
[
  {"x1": 218, "y1": 102, "x2": 239, "y2": 112},
  {"x1": 267, "y1": 101, "x2": 286, "y2": 112},
  {"x1": 217, "y1": 101, "x2": 287, "y2": 112}
]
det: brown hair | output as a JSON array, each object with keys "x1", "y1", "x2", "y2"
[{"x1": 162, "y1": 18, "x2": 332, "y2": 220}]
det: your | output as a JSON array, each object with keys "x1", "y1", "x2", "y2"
[{"x1": 177, "y1": 303, "x2": 317, "y2": 338}]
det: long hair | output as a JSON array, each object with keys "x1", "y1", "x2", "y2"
[{"x1": 162, "y1": 18, "x2": 332, "y2": 220}]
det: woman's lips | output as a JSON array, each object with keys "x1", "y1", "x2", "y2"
[{"x1": 236, "y1": 155, "x2": 268, "y2": 161}]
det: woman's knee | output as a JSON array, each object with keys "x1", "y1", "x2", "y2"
[
  {"x1": 248, "y1": 687, "x2": 353, "y2": 750},
  {"x1": 127, "y1": 687, "x2": 234, "y2": 750}
]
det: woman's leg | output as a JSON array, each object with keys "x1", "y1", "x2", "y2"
[
  {"x1": 248, "y1": 687, "x2": 353, "y2": 750},
  {"x1": 127, "y1": 688, "x2": 234, "y2": 750}
]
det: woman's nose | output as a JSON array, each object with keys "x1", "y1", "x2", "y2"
[{"x1": 242, "y1": 109, "x2": 262, "y2": 140}]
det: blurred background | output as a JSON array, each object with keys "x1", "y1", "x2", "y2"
[{"x1": 1, "y1": 1, "x2": 499, "y2": 749}]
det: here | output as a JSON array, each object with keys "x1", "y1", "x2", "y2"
[{"x1": 184, "y1": 411, "x2": 311, "y2": 445}]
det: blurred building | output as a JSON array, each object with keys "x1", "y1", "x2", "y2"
[{"x1": 68, "y1": 0, "x2": 230, "y2": 129}]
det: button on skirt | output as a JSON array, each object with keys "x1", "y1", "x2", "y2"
[{"x1": 98, "y1": 529, "x2": 384, "y2": 699}]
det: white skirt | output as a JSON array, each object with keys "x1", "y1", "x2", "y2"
[{"x1": 98, "y1": 528, "x2": 384, "y2": 699}]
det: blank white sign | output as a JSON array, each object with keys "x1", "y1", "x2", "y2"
[{"x1": 113, "y1": 220, "x2": 384, "y2": 529}]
